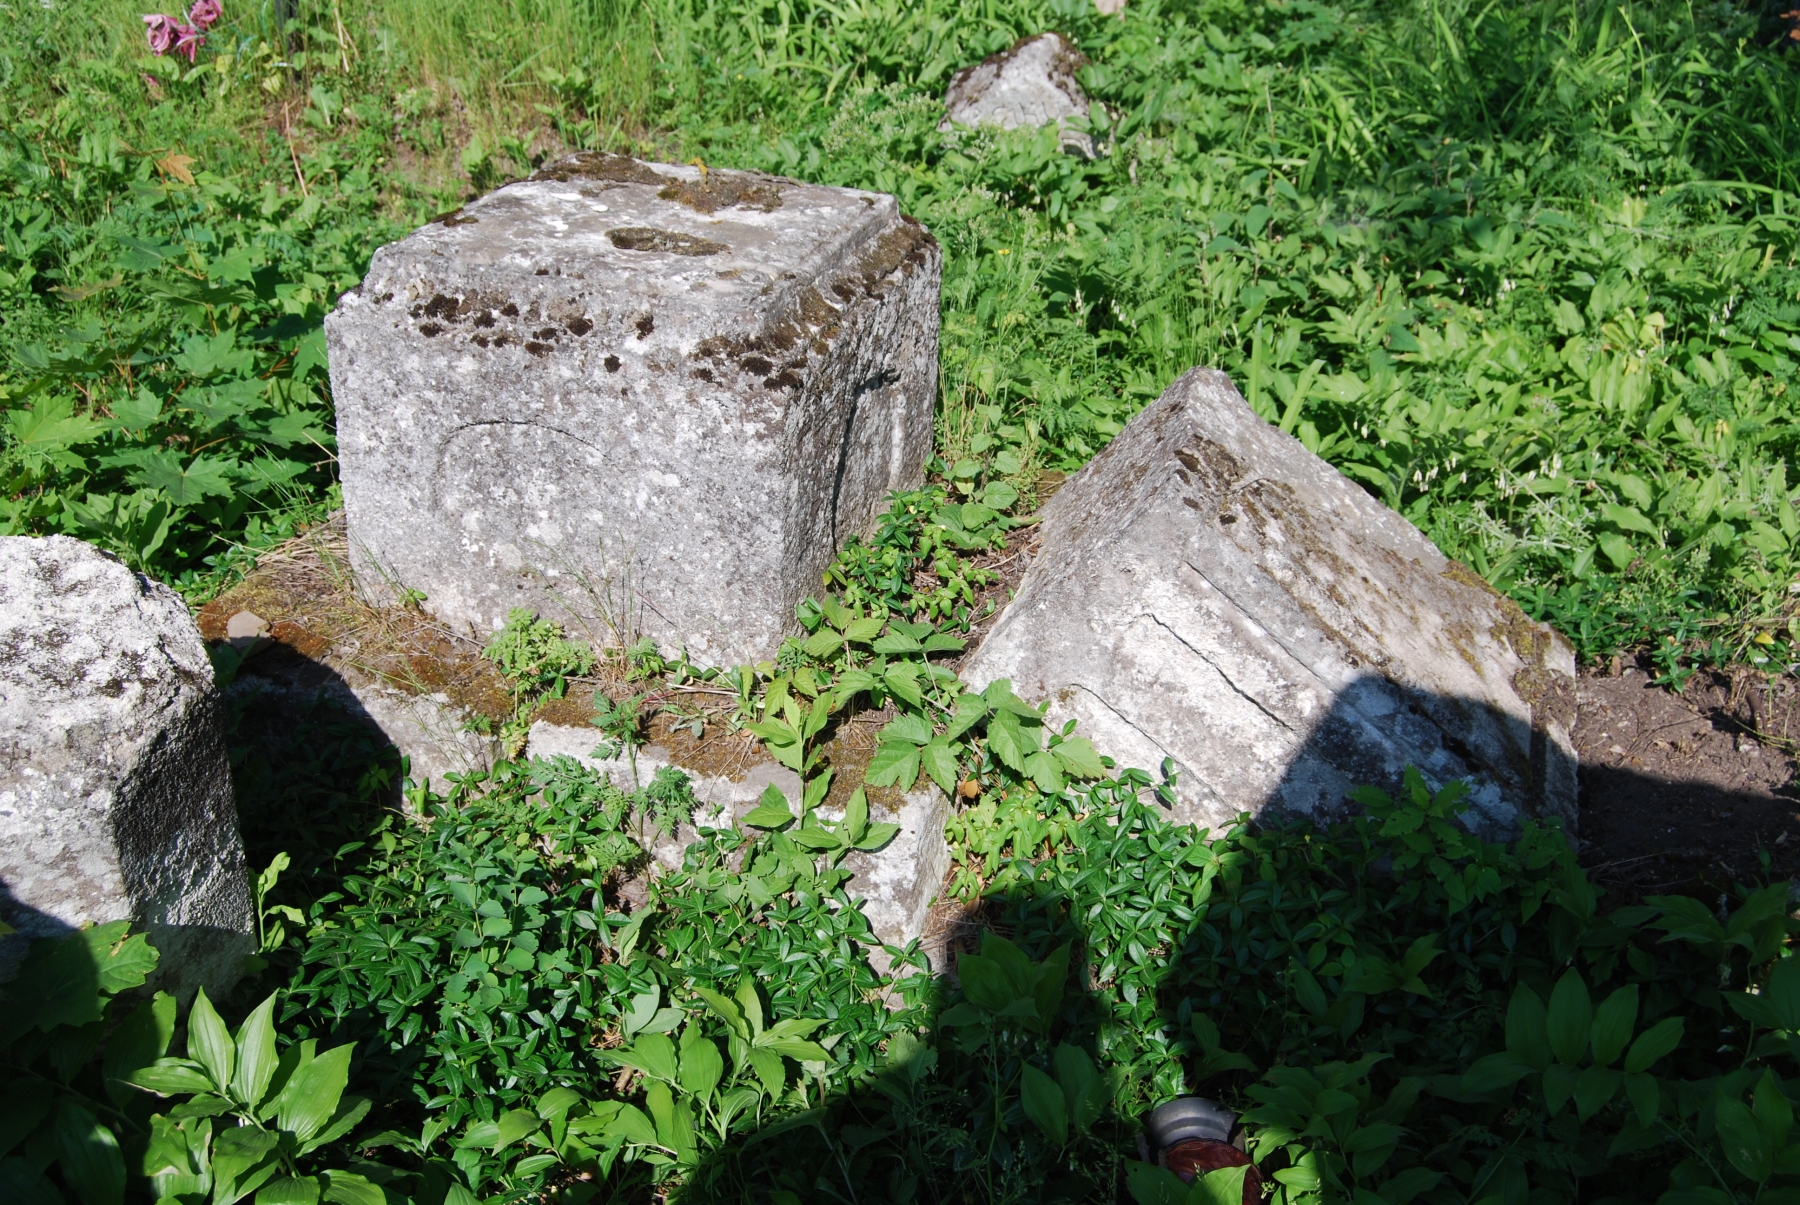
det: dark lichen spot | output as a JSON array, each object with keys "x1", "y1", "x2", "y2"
[
  {"x1": 525, "y1": 341, "x2": 553, "y2": 357},
  {"x1": 534, "y1": 327, "x2": 559, "y2": 341},
  {"x1": 657, "y1": 172, "x2": 784, "y2": 215},
  {"x1": 1219, "y1": 513, "x2": 1237, "y2": 524},
  {"x1": 532, "y1": 151, "x2": 669, "y2": 186},
  {"x1": 635, "y1": 314, "x2": 654, "y2": 339},
  {"x1": 474, "y1": 312, "x2": 496, "y2": 328},
  {"x1": 566, "y1": 317, "x2": 593, "y2": 336},
  {"x1": 472, "y1": 334, "x2": 491, "y2": 348},
  {"x1": 691, "y1": 367, "x2": 714, "y2": 382},
  {"x1": 535, "y1": 268, "x2": 550, "y2": 276},
  {"x1": 1182, "y1": 498, "x2": 1201, "y2": 511},
  {"x1": 604, "y1": 354, "x2": 622, "y2": 372},
  {"x1": 434, "y1": 208, "x2": 479, "y2": 227},
  {"x1": 501, "y1": 303, "x2": 520, "y2": 317},
  {"x1": 765, "y1": 370, "x2": 803, "y2": 390},
  {"x1": 741, "y1": 355, "x2": 773, "y2": 375},
  {"x1": 419, "y1": 323, "x2": 443, "y2": 337},
  {"x1": 608, "y1": 226, "x2": 728, "y2": 256},
  {"x1": 422, "y1": 293, "x2": 456, "y2": 319}
]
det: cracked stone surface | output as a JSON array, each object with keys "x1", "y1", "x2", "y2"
[
  {"x1": 527, "y1": 722, "x2": 948, "y2": 955},
  {"x1": 941, "y1": 33, "x2": 1096, "y2": 156},
  {"x1": 960, "y1": 369, "x2": 1578, "y2": 839},
  {"x1": 326, "y1": 154, "x2": 940, "y2": 666},
  {"x1": 0, "y1": 536, "x2": 251, "y2": 996}
]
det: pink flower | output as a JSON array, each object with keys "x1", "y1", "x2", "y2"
[
  {"x1": 143, "y1": 12, "x2": 178, "y2": 55},
  {"x1": 187, "y1": 0, "x2": 221, "y2": 30},
  {"x1": 173, "y1": 22, "x2": 205, "y2": 61}
]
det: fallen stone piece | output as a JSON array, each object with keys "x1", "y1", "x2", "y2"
[
  {"x1": 960, "y1": 369, "x2": 1578, "y2": 839},
  {"x1": 527, "y1": 722, "x2": 949, "y2": 959},
  {"x1": 0, "y1": 536, "x2": 252, "y2": 997},
  {"x1": 326, "y1": 154, "x2": 940, "y2": 666},
  {"x1": 942, "y1": 33, "x2": 1096, "y2": 157}
]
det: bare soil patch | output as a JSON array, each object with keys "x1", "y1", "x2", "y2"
[{"x1": 1573, "y1": 660, "x2": 1800, "y2": 902}]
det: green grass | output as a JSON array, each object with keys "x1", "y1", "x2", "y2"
[{"x1": 4, "y1": 0, "x2": 1800, "y2": 670}]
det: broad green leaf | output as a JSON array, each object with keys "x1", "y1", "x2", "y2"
[
  {"x1": 1766, "y1": 958, "x2": 1800, "y2": 1031},
  {"x1": 617, "y1": 1032, "x2": 679, "y2": 1083},
  {"x1": 844, "y1": 788, "x2": 869, "y2": 845},
  {"x1": 1462, "y1": 1052, "x2": 1532, "y2": 1094},
  {"x1": 855, "y1": 822, "x2": 901, "y2": 851},
  {"x1": 603, "y1": 1103, "x2": 658, "y2": 1147},
  {"x1": 0, "y1": 1081, "x2": 51, "y2": 1160},
  {"x1": 255, "y1": 1176, "x2": 320, "y2": 1205},
  {"x1": 760, "y1": 1037, "x2": 830, "y2": 1062},
  {"x1": 872, "y1": 631, "x2": 924, "y2": 654},
  {"x1": 1050, "y1": 737, "x2": 1107, "y2": 779},
  {"x1": 1755, "y1": 1071, "x2": 1792, "y2": 1147},
  {"x1": 956, "y1": 953, "x2": 1018, "y2": 1013},
  {"x1": 748, "y1": 1047, "x2": 785, "y2": 1099},
  {"x1": 493, "y1": 1109, "x2": 540, "y2": 1151},
  {"x1": 679, "y1": 1028, "x2": 724, "y2": 1101},
  {"x1": 695, "y1": 988, "x2": 747, "y2": 1040},
  {"x1": 126, "y1": 448, "x2": 236, "y2": 505},
  {"x1": 88, "y1": 927, "x2": 158, "y2": 995},
  {"x1": 232, "y1": 994, "x2": 280, "y2": 1111},
  {"x1": 1192, "y1": 1164, "x2": 1252, "y2": 1205},
  {"x1": 1717, "y1": 1097, "x2": 1775, "y2": 1182},
  {"x1": 1623, "y1": 1016, "x2": 1684, "y2": 1073},
  {"x1": 1547, "y1": 970, "x2": 1593, "y2": 1065},
  {"x1": 187, "y1": 988, "x2": 236, "y2": 1092},
  {"x1": 1055, "y1": 1043, "x2": 1103, "y2": 1131},
  {"x1": 881, "y1": 713, "x2": 933, "y2": 746},
  {"x1": 7, "y1": 395, "x2": 99, "y2": 460},
  {"x1": 54, "y1": 1100, "x2": 124, "y2": 1205},
  {"x1": 1574, "y1": 1066, "x2": 1621, "y2": 1119},
  {"x1": 986, "y1": 708, "x2": 1032, "y2": 770},
  {"x1": 104, "y1": 992, "x2": 176, "y2": 1107},
  {"x1": 1126, "y1": 1162, "x2": 1190, "y2": 1205},
  {"x1": 537, "y1": 1087, "x2": 584, "y2": 1123},
  {"x1": 130, "y1": 1059, "x2": 216, "y2": 1096},
  {"x1": 1020, "y1": 1064, "x2": 1067, "y2": 1145},
  {"x1": 843, "y1": 617, "x2": 884, "y2": 642},
  {"x1": 741, "y1": 784, "x2": 795, "y2": 830},
  {"x1": 1590, "y1": 984, "x2": 1639, "y2": 1067},
  {"x1": 919, "y1": 739, "x2": 960, "y2": 794},
  {"x1": 321, "y1": 1171, "x2": 386, "y2": 1205},
  {"x1": 274, "y1": 1043, "x2": 353, "y2": 1142},
  {"x1": 802, "y1": 629, "x2": 842, "y2": 658},
  {"x1": 1022, "y1": 749, "x2": 1064, "y2": 794},
  {"x1": 1623, "y1": 1072, "x2": 1659, "y2": 1126},
  {"x1": 787, "y1": 825, "x2": 845, "y2": 851},
  {"x1": 865, "y1": 742, "x2": 920, "y2": 790},
  {"x1": 1505, "y1": 985, "x2": 1551, "y2": 1070},
  {"x1": 882, "y1": 663, "x2": 923, "y2": 707},
  {"x1": 1601, "y1": 502, "x2": 1661, "y2": 538},
  {"x1": 944, "y1": 691, "x2": 991, "y2": 740}
]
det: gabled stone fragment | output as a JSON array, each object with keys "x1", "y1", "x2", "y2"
[{"x1": 961, "y1": 369, "x2": 1578, "y2": 838}]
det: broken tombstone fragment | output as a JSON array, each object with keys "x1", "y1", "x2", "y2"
[
  {"x1": 0, "y1": 535, "x2": 252, "y2": 998},
  {"x1": 960, "y1": 369, "x2": 1578, "y2": 840},
  {"x1": 941, "y1": 32, "x2": 1097, "y2": 157},
  {"x1": 325, "y1": 153, "x2": 940, "y2": 666}
]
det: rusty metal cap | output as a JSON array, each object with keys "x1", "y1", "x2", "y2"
[{"x1": 1145, "y1": 1097, "x2": 1237, "y2": 1149}]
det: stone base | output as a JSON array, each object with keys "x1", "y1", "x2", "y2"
[{"x1": 527, "y1": 722, "x2": 949, "y2": 955}]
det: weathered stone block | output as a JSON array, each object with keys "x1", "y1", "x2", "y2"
[
  {"x1": 961, "y1": 370, "x2": 1578, "y2": 838},
  {"x1": 326, "y1": 155, "x2": 940, "y2": 666},
  {"x1": 0, "y1": 536, "x2": 252, "y2": 996},
  {"x1": 526, "y1": 722, "x2": 948, "y2": 955},
  {"x1": 942, "y1": 33, "x2": 1095, "y2": 156}
]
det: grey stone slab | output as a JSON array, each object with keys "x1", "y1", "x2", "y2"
[
  {"x1": 942, "y1": 33, "x2": 1096, "y2": 156},
  {"x1": 0, "y1": 536, "x2": 251, "y2": 997},
  {"x1": 326, "y1": 155, "x2": 940, "y2": 666},
  {"x1": 526, "y1": 721, "x2": 947, "y2": 953},
  {"x1": 960, "y1": 369, "x2": 1578, "y2": 840}
]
